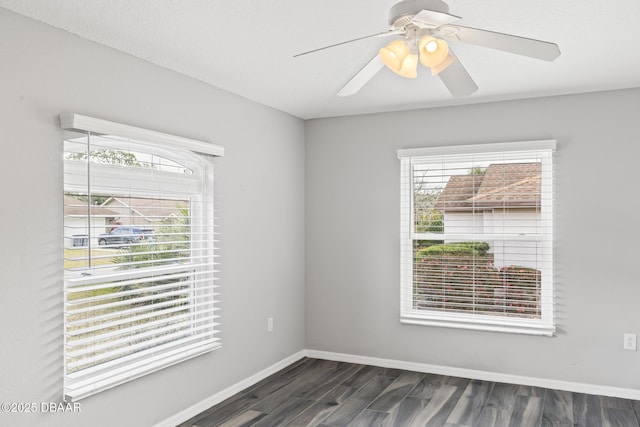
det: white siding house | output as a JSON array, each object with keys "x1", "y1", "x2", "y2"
[
  {"x1": 63, "y1": 195, "x2": 119, "y2": 248},
  {"x1": 101, "y1": 196, "x2": 188, "y2": 226},
  {"x1": 434, "y1": 163, "x2": 542, "y2": 270}
]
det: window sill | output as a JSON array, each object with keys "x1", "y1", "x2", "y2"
[{"x1": 400, "y1": 314, "x2": 555, "y2": 336}]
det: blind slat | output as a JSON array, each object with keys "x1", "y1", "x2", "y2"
[
  {"x1": 66, "y1": 296, "x2": 216, "y2": 328},
  {"x1": 66, "y1": 317, "x2": 220, "y2": 368},
  {"x1": 67, "y1": 305, "x2": 219, "y2": 341},
  {"x1": 64, "y1": 339, "x2": 221, "y2": 401}
]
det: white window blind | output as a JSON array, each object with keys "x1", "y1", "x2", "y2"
[
  {"x1": 398, "y1": 140, "x2": 555, "y2": 335},
  {"x1": 61, "y1": 114, "x2": 224, "y2": 401}
]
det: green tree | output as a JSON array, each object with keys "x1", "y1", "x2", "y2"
[
  {"x1": 468, "y1": 167, "x2": 486, "y2": 175},
  {"x1": 65, "y1": 192, "x2": 111, "y2": 207},
  {"x1": 414, "y1": 170, "x2": 444, "y2": 233},
  {"x1": 116, "y1": 207, "x2": 191, "y2": 269},
  {"x1": 156, "y1": 207, "x2": 191, "y2": 261},
  {"x1": 66, "y1": 149, "x2": 142, "y2": 167}
]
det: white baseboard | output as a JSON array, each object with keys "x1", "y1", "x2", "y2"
[
  {"x1": 155, "y1": 350, "x2": 306, "y2": 427},
  {"x1": 305, "y1": 349, "x2": 640, "y2": 401},
  {"x1": 158, "y1": 348, "x2": 640, "y2": 426}
]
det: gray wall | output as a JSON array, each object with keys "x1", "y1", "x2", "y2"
[
  {"x1": 305, "y1": 88, "x2": 640, "y2": 391},
  {"x1": 0, "y1": 9, "x2": 305, "y2": 427}
]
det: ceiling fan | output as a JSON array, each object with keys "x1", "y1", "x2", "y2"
[{"x1": 294, "y1": 0, "x2": 561, "y2": 97}]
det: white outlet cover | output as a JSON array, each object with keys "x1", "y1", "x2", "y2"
[{"x1": 623, "y1": 333, "x2": 637, "y2": 351}]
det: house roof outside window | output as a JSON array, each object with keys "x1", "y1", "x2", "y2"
[
  {"x1": 434, "y1": 162, "x2": 541, "y2": 212},
  {"x1": 101, "y1": 196, "x2": 188, "y2": 223},
  {"x1": 64, "y1": 195, "x2": 119, "y2": 217}
]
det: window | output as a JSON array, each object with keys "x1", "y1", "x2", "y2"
[
  {"x1": 61, "y1": 114, "x2": 224, "y2": 401},
  {"x1": 398, "y1": 140, "x2": 555, "y2": 335}
]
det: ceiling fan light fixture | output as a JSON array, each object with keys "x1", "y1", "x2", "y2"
[
  {"x1": 379, "y1": 39, "x2": 409, "y2": 72},
  {"x1": 296, "y1": 0, "x2": 561, "y2": 99},
  {"x1": 419, "y1": 35, "x2": 449, "y2": 68}
]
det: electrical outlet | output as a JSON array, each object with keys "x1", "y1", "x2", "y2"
[
  {"x1": 267, "y1": 317, "x2": 274, "y2": 333},
  {"x1": 623, "y1": 333, "x2": 637, "y2": 351}
]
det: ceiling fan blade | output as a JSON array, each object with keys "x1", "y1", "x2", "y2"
[
  {"x1": 439, "y1": 25, "x2": 561, "y2": 61},
  {"x1": 411, "y1": 9, "x2": 461, "y2": 28},
  {"x1": 337, "y1": 55, "x2": 384, "y2": 97},
  {"x1": 294, "y1": 29, "x2": 404, "y2": 57},
  {"x1": 438, "y1": 52, "x2": 478, "y2": 97}
]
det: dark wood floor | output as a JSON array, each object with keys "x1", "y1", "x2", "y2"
[{"x1": 178, "y1": 357, "x2": 640, "y2": 427}]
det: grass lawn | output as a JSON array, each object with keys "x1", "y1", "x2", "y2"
[
  {"x1": 64, "y1": 247, "x2": 116, "y2": 269},
  {"x1": 65, "y1": 248, "x2": 121, "y2": 303}
]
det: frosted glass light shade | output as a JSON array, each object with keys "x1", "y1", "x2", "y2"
[
  {"x1": 379, "y1": 40, "x2": 409, "y2": 72},
  {"x1": 398, "y1": 53, "x2": 418, "y2": 78},
  {"x1": 419, "y1": 36, "x2": 449, "y2": 68},
  {"x1": 379, "y1": 40, "x2": 417, "y2": 78}
]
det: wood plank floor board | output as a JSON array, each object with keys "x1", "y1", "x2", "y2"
[
  {"x1": 446, "y1": 379, "x2": 494, "y2": 426},
  {"x1": 600, "y1": 395, "x2": 634, "y2": 410},
  {"x1": 633, "y1": 400, "x2": 640, "y2": 421},
  {"x1": 476, "y1": 407, "x2": 507, "y2": 427},
  {"x1": 179, "y1": 358, "x2": 640, "y2": 427},
  {"x1": 285, "y1": 385, "x2": 357, "y2": 427},
  {"x1": 517, "y1": 385, "x2": 548, "y2": 398},
  {"x1": 602, "y1": 407, "x2": 640, "y2": 427},
  {"x1": 476, "y1": 382, "x2": 520, "y2": 427},
  {"x1": 319, "y1": 384, "x2": 359, "y2": 405},
  {"x1": 340, "y1": 366, "x2": 387, "y2": 389},
  {"x1": 509, "y1": 395, "x2": 543, "y2": 427},
  {"x1": 301, "y1": 363, "x2": 366, "y2": 401},
  {"x1": 541, "y1": 389, "x2": 573, "y2": 427},
  {"x1": 385, "y1": 384, "x2": 462, "y2": 427},
  {"x1": 573, "y1": 392, "x2": 604, "y2": 427},
  {"x1": 423, "y1": 383, "x2": 466, "y2": 426},
  {"x1": 214, "y1": 410, "x2": 267, "y2": 427},
  {"x1": 183, "y1": 394, "x2": 261, "y2": 427},
  {"x1": 284, "y1": 401, "x2": 341, "y2": 427},
  {"x1": 180, "y1": 358, "x2": 322, "y2": 427},
  {"x1": 251, "y1": 360, "x2": 342, "y2": 413},
  {"x1": 345, "y1": 409, "x2": 388, "y2": 427},
  {"x1": 379, "y1": 395, "x2": 430, "y2": 427},
  {"x1": 322, "y1": 373, "x2": 398, "y2": 427},
  {"x1": 409, "y1": 373, "x2": 447, "y2": 400},
  {"x1": 444, "y1": 376, "x2": 472, "y2": 388},
  {"x1": 367, "y1": 371, "x2": 425, "y2": 412},
  {"x1": 251, "y1": 398, "x2": 316, "y2": 427}
]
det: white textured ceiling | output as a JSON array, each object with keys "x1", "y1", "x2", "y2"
[{"x1": 2, "y1": 0, "x2": 640, "y2": 119}]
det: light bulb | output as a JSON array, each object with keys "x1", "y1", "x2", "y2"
[
  {"x1": 419, "y1": 36, "x2": 449, "y2": 68},
  {"x1": 425, "y1": 40, "x2": 438, "y2": 53}
]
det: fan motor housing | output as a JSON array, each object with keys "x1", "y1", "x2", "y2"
[{"x1": 389, "y1": 0, "x2": 450, "y2": 28}]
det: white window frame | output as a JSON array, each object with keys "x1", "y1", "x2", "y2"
[
  {"x1": 398, "y1": 140, "x2": 556, "y2": 336},
  {"x1": 60, "y1": 113, "x2": 224, "y2": 401}
]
